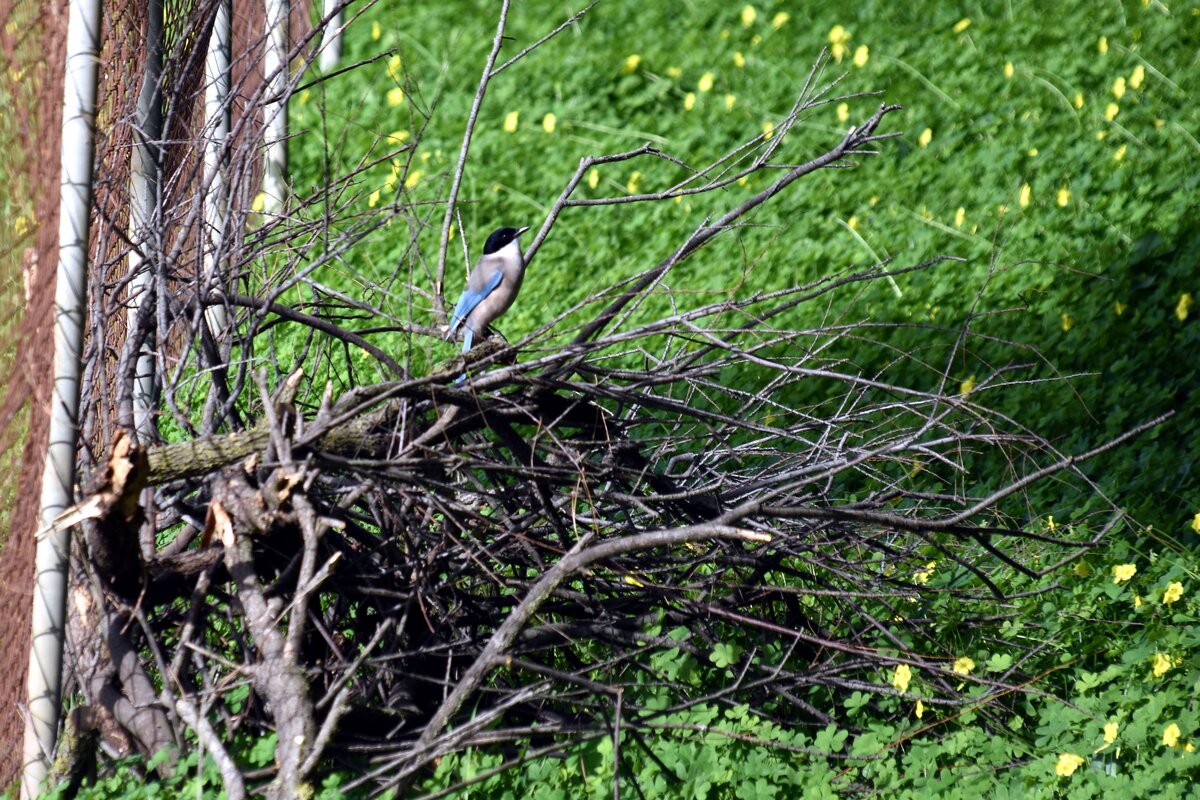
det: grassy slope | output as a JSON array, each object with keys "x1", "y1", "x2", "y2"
[
  {"x1": 296, "y1": 0, "x2": 1198, "y2": 537},
  {"x1": 283, "y1": 1, "x2": 1200, "y2": 794}
]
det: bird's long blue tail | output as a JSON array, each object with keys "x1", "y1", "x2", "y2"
[{"x1": 454, "y1": 327, "x2": 474, "y2": 384}]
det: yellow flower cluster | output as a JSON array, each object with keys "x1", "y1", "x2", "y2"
[
  {"x1": 1055, "y1": 752, "x2": 1085, "y2": 777},
  {"x1": 1162, "y1": 581, "x2": 1184, "y2": 605},
  {"x1": 1176, "y1": 293, "x2": 1193, "y2": 321},
  {"x1": 952, "y1": 656, "x2": 975, "y2": 675},
  {"x1": 892, "y1": 663, "x2": 912, "y2": 693},
  {"x1": 1112, "y1": 563, "x2": 1136, "y2": 583},
  {"x1": 828, "y1": 25, "x2": 851, "y2": 63},
  {"x1": 1152, "y1": 651, "x2": 1174, "y2": 678}
]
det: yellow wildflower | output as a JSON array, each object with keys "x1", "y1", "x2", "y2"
[
  {"x1": 1176, "y1": 293, "x2": 1193, "y2": 321},
  {"x1": 847, "y1": 215, "x2": 859, "y2": 231},
  {"x1": 368, "y1": 188, "x2": 381, "y2": 208},
  {"x1": 1152, "y1": 652, "x2": 1173, "y2": 678},
  {"x1": 298, "y1": 89, "x2": 310, "y2": 105},
  {"x1": 386, "y1": 130, "x2": 409, "y2": 144},
  {"x1": 542, "y1": 113, "x2": 557, "y2": 134},
  {"x1": 503, "y1": 111, "x2": 519, "y2": 133},
  {"x1": 1098, "y1": 35, "x2": 1108, "y2": 55},
  {"x1": 952, "y1": 657, "x2": 975, "y2": 676},
  {"x1": 733, "y1": 51, "x2": 746, "y2": 68},
  {"x1": 771, "y1": 11, "x2": 789, "y2": 29},
  {"x1": 1004, "y1": 61, "x2": 1014, "y2": 78},
  {"x1": 1187, "y1": 742, "x2": 1197, "y2": 753},
  {"x1": 892, "y1": 663, "x2": 912, "y2": 694},
  {"x1": 1134, "y1": 594, "x2": 1143, "y2": 608},
  {"x1": 1105, "y1": 103, "x2": 1120, "y2": 121},
  {"x1": 1047, "y1": 516, "x2": 1057, "y2": 531},
  {"x1": 14, "y1": 216, "x2": 28, "y2": 236},
  {"x1": 371, "y1": 21, "x2": 381, "y2": 41},
  {"x1": 251, "y1": 192, "x2": 265, "y2": 212},
  {"x1": 1164, "y1": 723, "x2": 1181, "y2": 747},
  {"x1": 1112, "y1": 563, "x2": 1136, "y2": 583},
  {"x1": 959, "y1": 376, "x2": 976, "y2": 397},
  {"x1": 853, "y1": 45, "x2": 869, "y2": 68},
  {"x1": 698, "y1": 72, "x2": 714, "y2": 93},
  {"x1": 587, "y1": 168, "x2": 600, "y2": 189},
  {"x1": 724, "y1": 93, "x2": 736, "y2": 112},
  {"x1": 1103, "y1": 722, "x2": 1119, "y2": 744},
  {"x1": 1060, "y1": 313, "x2": 1074, "y2": 332},
  {"x1": 1162, "y1": 581, "x2": 1184, "y2": 605},
  {"x1": 1130, "y1": 64, "x2": 1145, "y2": 89},
  {"x1": 386, "y1": 54, "x2": 402, "y2": 81},
  {"x1": 953, "y1": 18, "x2": 971, "y2": 33},
  {"x1": 1113, "y1": 144, "x2": 1127, "y2": 161},
  {"x1": 917, "y1": 128, "x2": 932, "y2": 148},
  {"x1": 954, "y1": 207, "x2": 965, "y2": 228},
  {"x1": 914, "y1": 561, "x2": 936, "y2": 585},
  {"x1": 666, "y1": 66, "x2": 682, "y2": 79},
  {"x1": 386, "y1": 87, "x2": 405, "y2": 106},
  {"x1": 836, "y1": 103, "x2": 849, "y2": 123},
  {"x1": 1192, "y1": 511, "x2": 1200, "y2": 533},
  {"x1": 915, "y1": 699, "x2": 925, "y2": 719},
  {"x1": 404, "y1": 169, "x2": 422, "y2": 190},
  {"x1": 751, "y1": 33, "x2": 761, "y2": 47},
  {"x1": 1074, "y1": 92, "x2": 1084, "y2": 109},
  {"x1": 1114, "y1": 301, "x2": 1127, "y2": 315},
  {"x1": 1112, "y1": 76, "x2": 1126, "y2": 99},
  {"x1": 1096, "y1": 131, "x2": 1108, "y2": 140},
  {"x1": 741, "y1": 4, "x2": 757, "y2": 27},
  {"x1": 1019, "y1": 183, "x2": 1032, "y2": 208},
  {"x1": 684, "y1": 92, "x2": 696, "y2": 111},
  {"x1": 828, "y1": 25, "x2": 851, "y2": 63},
  {"x1": 1055, "y1": 753, "x2": 1085, "y2": 777},
  {"x1": 1057, "y1": 187, "x2": 1070, "y2": 207},
  {"x1": 762, "y1": 120, "x2": 774, "y2": 140},
  {"x1": 626, "y1": 171, "x2": 642, "y2": 194},
  {"x1": 623, "y1": 54, "x2": 641, "y2": 74}
]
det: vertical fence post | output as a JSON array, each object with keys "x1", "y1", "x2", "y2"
[
  {"x1": 262, "y1": 0, "x2": 289, "y2": 214},
  {"x1": 22, "y1": 0, "x2": 101, "y2": 795},
  {"x1": 203, "y1": 0, "x2": 232, "y2": 336},
  {"x1": 128, "y1": 0, "x2": 163, "y2": 444},
  {"x1": 319, "y1": 0, "x2": 343, "y2": 72}
]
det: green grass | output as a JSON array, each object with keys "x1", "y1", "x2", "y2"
[
  {"x1": 281, "y1": 5, "x2": 1200, "y2": 792},
  {"x1": 294, "y1": 0, "x2": 1199, "y2": 536}
]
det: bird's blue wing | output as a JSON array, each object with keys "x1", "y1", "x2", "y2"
[{"x1": 448, "y1": 269, "x2": 505, "y2": 336}]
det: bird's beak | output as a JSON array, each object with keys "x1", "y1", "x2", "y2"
[{"x1": 516, "y1": 226, "x2": 531, "y2": 237}]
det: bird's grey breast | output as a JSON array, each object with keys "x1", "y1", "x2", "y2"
[{"x1": 466, "y1": 249, "x2": 526, "y2": 332}]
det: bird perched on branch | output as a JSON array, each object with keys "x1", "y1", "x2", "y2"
[{"x1": 447, "y1": 225, "x2": 530, "y2": 356}]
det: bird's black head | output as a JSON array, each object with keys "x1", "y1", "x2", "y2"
[{"x1": 482, "y1": 226, "x2": 530, "y2": 255}]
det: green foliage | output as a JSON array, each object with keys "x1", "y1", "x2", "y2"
[{"x1": 33, "y1": 0, "x2": 1200, "y2": 797}]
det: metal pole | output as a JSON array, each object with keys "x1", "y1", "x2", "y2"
[
  {"x1": 202, "y1": 0, "x2": 231, "y2": 336},
  {"x1": 262, "y1": 0, "x2": 289, "y2": 214},
  {"x1": 128, "y1": 0, "x2": 163, "y2": 444},
  {"x1": 22, "y1": 0, "x2": 101, "y2": 795}
]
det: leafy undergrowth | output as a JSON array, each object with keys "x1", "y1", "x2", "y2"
[
  {"x1": 284, "y1": 0, "x2": 1198, "y2": 796},
  {"x1": 29, "y1": 1, "x2": 1200, "y2": 798}
]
